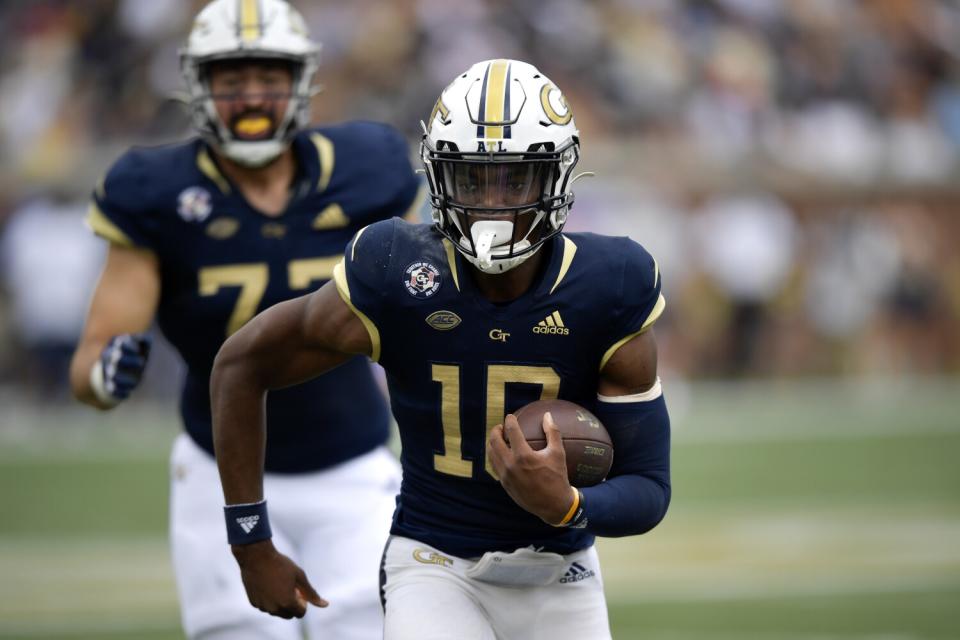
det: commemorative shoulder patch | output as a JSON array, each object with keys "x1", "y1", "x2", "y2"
[
  {"x1": 404, "y1": 261, "x2": 442, "y2": 299},
  {"x1": 177, "y1": 186, "x2": 213, "y2": 222}
]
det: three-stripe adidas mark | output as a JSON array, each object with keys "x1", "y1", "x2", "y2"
[
  {"x1": 533, "y1": 310, "x2": 569, "y2": 335},
  {"x1": 236, "y1": 515, "x2": 260, "y2": 534},
  {"x1": 559, "y1": 561, "x2": 596, "y2": 583}
]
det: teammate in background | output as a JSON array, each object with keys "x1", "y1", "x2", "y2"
[
  {"x1": 210, "y1": 59, "x2": 671, "y2": 639},
  {"x1": 69, "y1": 1, "x2": 421, "y2": 638}
]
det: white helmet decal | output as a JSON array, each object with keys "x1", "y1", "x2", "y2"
[
  {"x1": 421, "y1": 59, "x2": 581, "y2": 274},
  {"x1": 180, "y1": 0, "x2": 320, "y2": 167}
]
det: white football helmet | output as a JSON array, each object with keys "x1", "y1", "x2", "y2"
[
  {"x1": 180, "y1": 0, "x2": 319, "y2": 167},
  {"x1": 421, "y1": 59, "x2": 581, "y2": 274}
]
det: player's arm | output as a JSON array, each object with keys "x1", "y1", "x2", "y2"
[
  {"x1": 212, "y1": 280, "x2": 366, "y2": 503},
  {"x1": 69, "y1": 244, "x2": 159, "y2": 409},
  {"x1": 581, "y1": 328, "x2": 671, "y2": 536},
  {"x1": 210, "y1": 279, "x2": 368, "y2": 618},
  {"x1": 487, "y1": 329, "x2": 668, "y2": 532}
]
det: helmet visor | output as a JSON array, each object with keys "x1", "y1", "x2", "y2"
[
  {"x1": 440, "y1": 161, "x2": 547, "y2": 210},
  {"x1": 204, "y1": 59, "x2": 296, "y2": 140}
]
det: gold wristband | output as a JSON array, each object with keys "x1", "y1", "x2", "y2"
[{"x1": 556, "y1": 486, "x2": 581, "y2": 526}]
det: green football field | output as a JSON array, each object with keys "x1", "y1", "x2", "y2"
[{"x1": 1, "y1": 378, "x2": 958, "y2": 639}]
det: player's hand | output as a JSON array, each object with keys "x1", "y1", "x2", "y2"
[
  {"x1": 90, "y1": 333, "x2": 152, "y2": 406},
  {"x1": 232, "y1": 539, "x2": 327, "y2": 619},
  {"x1": 488, "y1": 411, "x2": 576, "y2": 526}
]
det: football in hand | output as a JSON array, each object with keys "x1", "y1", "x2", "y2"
[{"x1": 512, "y1": 399, "x2": 613, "y2": 487}]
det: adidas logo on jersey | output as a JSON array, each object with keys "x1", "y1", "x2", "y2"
[
  {"x1": 533, "y1": 311, "x2": 569, "y2": 335},
  {"x1": 236, "y1": 515, "x2": 260, "y2": 534},
  {"x1": 559, "y1": 562, "x2": 595, "y2": 583}
]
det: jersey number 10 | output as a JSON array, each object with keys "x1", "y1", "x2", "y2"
[{"x1": 432, "y1": 363, "x2": 560, "y2": 479}]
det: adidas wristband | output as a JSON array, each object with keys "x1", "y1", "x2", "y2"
[{"x1": 224, "y1": 500, "x2": 272, "y2": 545}]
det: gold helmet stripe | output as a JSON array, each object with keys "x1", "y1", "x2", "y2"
[
  {"x1": 239, "y1": 0, "x2": 261, "y2": 41},
  {"x1": 482, "y1": 59, "x2": 510, "y2": 139}
]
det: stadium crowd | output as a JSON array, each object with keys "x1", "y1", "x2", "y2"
[{"x1": 1, "y1": 0, "x2": 958, "y2": 397}]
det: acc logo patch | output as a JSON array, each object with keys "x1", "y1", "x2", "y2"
[
  {"x1": 404, "y1": 261, "x2": 442, "y2": 299},
  {"x1": 426, "y1": 310, "x2": 461, "y2": 331},
  {"x1": 177, "y1": 186, "x2": 213, "y2": 222},
  {"x1": 205, "y1": 217, "x2": 239, "y2": 240}
]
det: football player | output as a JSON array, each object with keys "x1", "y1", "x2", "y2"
[
  {"x1": 210, "y1": 59, "x2": 671, "y2": 639},
  {"x1": 69, "y1": 1, "x2": 421, "y2": 638}
]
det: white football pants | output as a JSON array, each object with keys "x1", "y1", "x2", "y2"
[
  {"x1": 381, "y1": 535, "x2": 611, "y2": 640},
  {"x1": 169, "y1": 433, "x2": 400, "y2": 639}
]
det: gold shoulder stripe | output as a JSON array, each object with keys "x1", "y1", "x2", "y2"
[
  {"x1": 598, "y1": 293, "x2": 667, "y2": 372},
  {"x1": 239, "y1": 0, "x2": 261, "y2": 41},
  {"x1": 549, "y1": 236, "x2": 578, "y2": 294},
  {"x1": 86, "y1": 203, "x2": 134, "y2": 247},
  {"x1": 333, "y1": 260, "x2": 381, "y2": 362},
  {"x1": 350, "y1": 225, "x2": 370, "y2": 262},
  {"x1": 642, "y1": 293, "x2": 666, "y2": 330},
  {"x1": 197, "y1": 148, "x2": 231, "y2": 194},
  {"x1": 402, "y1": 183, "x2": 428, "y2": 223},
  {"x1": 310, "y1": 133, "x2": 335, "y2": 192},
  {"x1": 441, "y1": 238, "x2": 461, "y2": 292}
]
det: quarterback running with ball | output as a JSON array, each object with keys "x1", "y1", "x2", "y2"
[{"x1": 211, "y1": 59, "x2": 671, "y2": 639}]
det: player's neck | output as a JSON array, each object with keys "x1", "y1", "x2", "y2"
[
  {"x1": 214, "y1": 148, "x2": 297, "y2": 218},
  {"x1": 468, "y1": 245, "x2": 550, "y2": 304}
]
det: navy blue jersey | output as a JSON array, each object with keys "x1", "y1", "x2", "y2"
[
  {"x1": 336, "y1": 221, "x2": 665, "y2": 557},
  {"x1": 86, "y1": 122, "x2": 422, "y2": 472}
]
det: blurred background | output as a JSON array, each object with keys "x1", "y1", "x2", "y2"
[{"x1": 1, "y1": 0, "x2": 958, "y2": 638}]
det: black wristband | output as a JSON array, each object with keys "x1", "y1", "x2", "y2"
[
  {"x1": 567, "y1": 489, "x2": 588, "y2": 529},
  {"x1": 224, "y1": 500, "x2": 272, "y2": 545}
]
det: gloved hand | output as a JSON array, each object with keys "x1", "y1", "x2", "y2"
[{"x1": 89, "y1": 333, "x2": 152, "y2": 407}]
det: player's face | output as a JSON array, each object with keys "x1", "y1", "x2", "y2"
[
  {"x1": 444, "y1": 162, "x2": 544, "y2": 209},
  {"x1": 208, "y1": 60, "x2": 294, "y2": 141},
  {"x1": 442, "y1": 161, "x2": 547, "y2": 243}
]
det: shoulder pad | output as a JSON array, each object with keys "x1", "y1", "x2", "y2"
[{"x1": 308, "y1": 122, "x2": 422, "y2": 225}]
